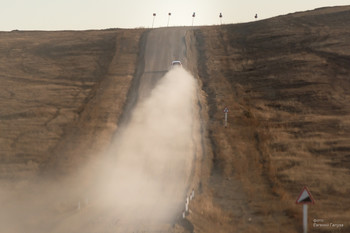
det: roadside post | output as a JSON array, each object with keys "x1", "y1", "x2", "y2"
[
  {"x1": 192, "y1": 12, "x2": 196, "y2": 26},
  {"x1": 152, "y1": 13, "x2": 156, "y2": 28},
  {"x1": 296, "y1": 186, "x2": 315, "y2": 233},
  {"x1": 167, "y1": 13, "x2": 171, "y2": 27},
  {"x1": 219, "y1": 13, "x2": 223, "y2": 25},
  {"x1": 224, "y1": 107, "x2": 229, "y2": 127}
]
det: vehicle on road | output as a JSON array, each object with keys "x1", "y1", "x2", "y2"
[{"x1": 171, "y1": 61, "x2": 182, "y2": 67}]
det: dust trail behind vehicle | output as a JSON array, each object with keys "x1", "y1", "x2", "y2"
[
  {"x1": 88, "y1": 67, "x2": 198, "y2": 231},
  {"x1": 0, "y1": 67, "x2": 199, "y2": 233},
  {"x1": 0, "y1": 27, "x2": 199, "y2": 233}
]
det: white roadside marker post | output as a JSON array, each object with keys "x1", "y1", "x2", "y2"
[
  {"x1": 295, "y1": 186, "x2": 315, "y2": 233},
  {"x1": 185, "y1": 196, "x2": 189, "y2": 212},
  {"x1": 152, "y1": 13, "x2": 156, "y2": 28},
  {"x1": 303, "y1": 204, "x2": 308, "y2": 233},
  {"x1": 224, "y1": 107, "x2": 229, "y2": 127},
  {"x1": 167, "y1": 13, "x2": 171, "y2": 27}
]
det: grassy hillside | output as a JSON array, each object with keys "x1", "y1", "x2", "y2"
[
  {"x1": 1, "y1": 5, "x2": 349, "y2": 233},
  {"x1": 0, "y1": 29, "x2": 144, "y2": 180},
  {"x1": 191, "y1": 5, "x2": 350, "y2": 233}
]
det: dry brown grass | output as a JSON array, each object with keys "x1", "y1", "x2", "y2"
[
  {"x1": 1, "y1": 6, "x2": 350, "y2": 233},
  {"x1": 0, "y1": 29, "x2": 145, "y2": 180},
  {"x1": 192, "y1": 5, "x2": 350, "y2": 233}
]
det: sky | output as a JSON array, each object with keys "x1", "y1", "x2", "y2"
[{"x1": 0, "y1": 0, "x2": 349, "y2": 31}]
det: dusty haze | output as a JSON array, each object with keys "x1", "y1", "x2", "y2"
[
  {"x1": 92, "y1": 67, "x2": 198, "y2": 229},
  {"x1": 0, "y1": 67, "x2": 199, "y2": 233}
]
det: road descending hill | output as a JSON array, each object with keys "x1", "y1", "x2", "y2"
[
  {"x1": 0, "y1": 5, "x2": 350, "y2": 233},
  {"x1": 0, "y1": 27, "x2": 203, "y2": 232}
]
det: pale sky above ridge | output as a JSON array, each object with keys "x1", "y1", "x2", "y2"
[{"x1": 1, "y1": 0, "x2": 349, "y2": 31}]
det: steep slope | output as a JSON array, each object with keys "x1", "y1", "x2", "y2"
[
  {"x1": 0, "y1": 27, "x2": 201, "y2": 233},
  {"x1": 0, "y1": 29, "x2": 144, "y2": 180},
  {"x1": 1, "y1": 5, "x2": 350, "y2": 233},
  {"x1": 190, "y1": 5, "x2": 350, "y2": 233}
]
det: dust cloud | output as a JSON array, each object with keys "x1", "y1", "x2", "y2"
[
  {"x1": 89, "y1": 67, "x2": 198, "y2": 229},
  {"x1": 0, "y1": 67, "x2": 199, "y2": 232}
]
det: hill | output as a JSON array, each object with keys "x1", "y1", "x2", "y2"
[
  {"x1": 190, "y1": 5, "x2": 350, "y2": 233},
  {"x1": 0, "y1": 5, "x2": 349, "y2": 233},
  {"x1": 0, "y1": 29, "x2": 145, "y2": 179}
]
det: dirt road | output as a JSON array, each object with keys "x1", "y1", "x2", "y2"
[
  {"x1": 137, "y1": 28, "x2": 188, "y2": 100},
  {"x1": 0, "y1": 27, "x2": 201, "y2": 233},
  {"x1": 89, "y1": 27, "x2": 200, "y2": 232},
  {"x1": 2, "y1": 6, "x2": 350, "y2": 233}
]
